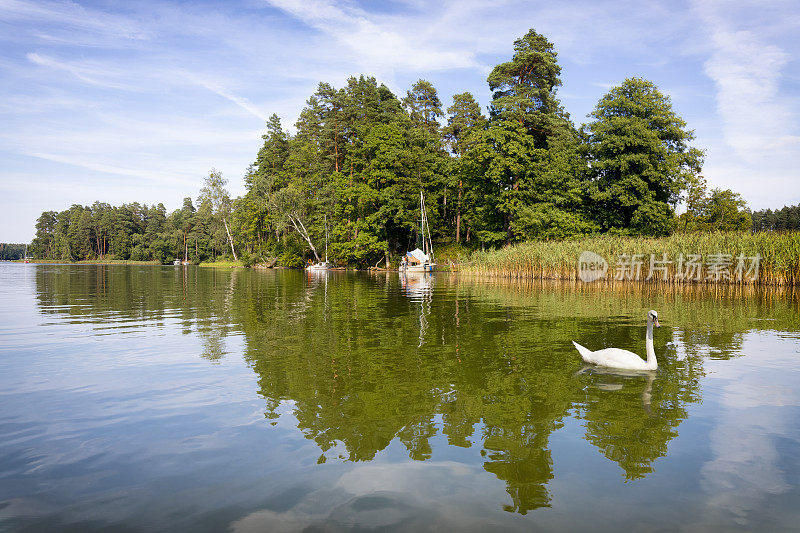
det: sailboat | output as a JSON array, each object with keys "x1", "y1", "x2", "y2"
[
  {"x1": 400, "y1": 191, "x2": 436, "y2": 273},
  {"x1": 306, "y1": 259, "x2": 329, "y2": 271},
  {"x1": 306, "y1": 215, "x2": 330, "y2": 271}
]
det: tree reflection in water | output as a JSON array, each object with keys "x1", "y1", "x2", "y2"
[
  {"x1": 236, "y1": 273, "x2": 706, "y2": 513},
  {"x1": 33, "y1": 266, "x2": 800, "y2": 514}
]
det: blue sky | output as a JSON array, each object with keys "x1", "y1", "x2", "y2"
[{"x1": 1, "y1": 0, "x2": 799, "y2": 242}]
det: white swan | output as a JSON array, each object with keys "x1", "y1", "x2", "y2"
[{"x1": 573, "y1": 310, "x2": 660, "y2": 371}]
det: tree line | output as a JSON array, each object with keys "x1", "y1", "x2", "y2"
[
  {"x1": 30, "y1": 29, "x2": 758, "y2": 266},
  {"x1": 30, "y1": 192, "x2": 229, "y2": 263},
  {"x1": 0, "y1": 243, "x2": 27, "y2": 260},
  {"x1": 752, "y1": 204, "x2": 800, "y2": 232}
]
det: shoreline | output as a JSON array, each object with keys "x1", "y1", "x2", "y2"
[{"x1": 11, "y1": 230, "x2": 800, "y2": 286}]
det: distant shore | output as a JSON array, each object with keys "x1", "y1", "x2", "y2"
[
  {"x1": 12, "y1": 231, "x2": 800, "y2": 285},
  {"x1": 9, "y1": 259, "x2": 161, "y2": 265}
]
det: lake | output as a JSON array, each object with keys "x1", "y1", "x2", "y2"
[{"x1": 1, "y1": 263, "x2": 799, "y2": 531}]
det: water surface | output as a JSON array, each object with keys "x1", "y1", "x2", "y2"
[{"x1": 1, "y1": 264, "x2": 799, "y2": 531}]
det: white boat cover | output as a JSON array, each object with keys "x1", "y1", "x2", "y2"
[{"x1": 407, "y1": 248, "x2": 429, "y2": 263}]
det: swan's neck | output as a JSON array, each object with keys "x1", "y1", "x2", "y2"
[{"x1": 645, "y1": 320, "x2": 657, "y2": 369}]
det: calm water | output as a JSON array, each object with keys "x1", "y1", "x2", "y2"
[{"x1": 1, "y1": 263, "x2": 799, "y2": 531}]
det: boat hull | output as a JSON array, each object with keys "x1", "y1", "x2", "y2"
[{"x1": 400, "y1": 263, "x2": 436, "y2": 273}]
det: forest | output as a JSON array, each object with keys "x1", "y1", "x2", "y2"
[
  {"x1": 0, "y1": 243, "x2": 27, "y2": 261},
  {"x1": 751, "y1": 204, "x2": 800, "y2": 232},
  {"x1": 27, "y1": 29, "x2": 769, "y2": 267}
]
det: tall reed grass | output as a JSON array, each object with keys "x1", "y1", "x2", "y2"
[{"x1": 459, "y1": 232, "x2": 800, "y2": 285}]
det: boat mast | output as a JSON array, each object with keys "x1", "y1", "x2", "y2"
[
  {"x1": 420, "y1": 191, "x2": 425, "y2": 256},
  {"x1": 418, "y1": 190, "x2": 434, "y2": 263}
]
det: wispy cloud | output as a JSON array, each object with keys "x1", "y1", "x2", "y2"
[
  {"x1": 704, "y1": 31, "x2": 799, "y2": 157},
  {"x1": 26, "y1": 52, "x2": 135, "y2": 90},
  {"x1": 0, "y1": 0, "x2": 152, "y2": 40},
  {"x1": 266, "y1": 0, "x2": 482, "y2": 75},
  {"x1": 187, "y1": 75, "x2": 269, "y2": 122},
  {"x1": 2, "y1": 0, "x2": 800, "y2": 240},
  {"x1": 24, "y1": 151, "x2": 199, "y2": 187},
  {"x1": 693, "y1": 334, "x2": 797, "y2": 528},
  {"x1": 696, "y1": 2, "x2": 800, "y2": 161}
]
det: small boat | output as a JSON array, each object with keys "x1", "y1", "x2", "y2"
[
  {"x1": 306, "y1": 261, "x2": 330, "y2": 271},
  {"x1": 306, "y1": 215, "x2": 331, "y2": 271},
  {"x1": 401, "y1": 249, "x2": 435, "y2": 272},
  {"x1": 400, "y1": 191, "x2": 436, "y2": 273}
]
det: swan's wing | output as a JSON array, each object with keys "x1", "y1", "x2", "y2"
[{"x1": 587, "y1": 348, "x2": 648, "y2": 369}]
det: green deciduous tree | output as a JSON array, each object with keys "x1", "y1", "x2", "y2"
[
  {"x1": 198, "y1": 168, "x2": 237, "y2": 261},
  {"x1": 701, "y1": 188, "x2": 751, "y2": 231},
  {"x1": 584, "y1": 77, "x2": 703, "y2": 236}
]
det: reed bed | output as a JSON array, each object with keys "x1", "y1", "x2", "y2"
[
  {"x1": 459, "y1": 232, "x2": 800, "y2": 286},
  {"x1": 198, "y1": 260, "x2": 244, "y2": 268}
]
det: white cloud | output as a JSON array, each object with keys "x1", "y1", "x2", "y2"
[
  {"x1": 230, "y1": 460, "x2": 511, "y2": 532},
  {"x1": 2, "y1": 0, "x2": 800, "y2": 240},
  {"x1": 703, "y1": 30, "x2": 799, "y2": 161},
  {"x1": 23, "y1": 151, "x2": 196, "y2": 186},
  {"x1": 265, "y1": 0, "x2": 482, "y2": 76},
  {"x1": 693, "y1": 333, "x2": 799, "y2": 528}
]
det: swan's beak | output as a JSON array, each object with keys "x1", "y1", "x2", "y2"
[{"x1": 654, "y1": 318, "x2": 660, "y2": 328}]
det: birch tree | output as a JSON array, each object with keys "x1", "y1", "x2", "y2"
[{"x1": 198, "y1": 168, "x2": 237, "y2": 261}]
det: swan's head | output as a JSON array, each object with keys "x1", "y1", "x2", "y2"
[{"x1": 648, "y1": 310, "x2": 660, "y2": 328}]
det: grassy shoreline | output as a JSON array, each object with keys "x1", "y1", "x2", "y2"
[
  {"x1": 198, "y1": 260, "x2": 244, "y2": 268},
  {"x1": 458, "y1": 232, "x2": 800, "y2": 285},
  {"x1": 14, "y1": 232, "x2": 800, "y2": 285}
]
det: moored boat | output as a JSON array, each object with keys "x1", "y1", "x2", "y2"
[
  {"x1": 400, "y1": 191, "x2": 436, "y2": 273},
  {"x1": 306, "y1": 261, "x2": 330, "y2": 271}
]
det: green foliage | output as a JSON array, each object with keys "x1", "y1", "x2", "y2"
[
  {"x1": 513, "y1": 203, "x2": 598, "y2": 240},
  {"x1": 238, "y1": 250, "x2": 254, "y2": 267},
  {"x1": 752, "y1": 202, "x2": 800, "y2": 232},
  {"x1": 698, "y1": 189, "x2": 750, "y2": 231},
  {"x1": 444, "y1": 92, "x2": 487, "y2": 244},
  {"x1": 0, "y1": 243, "x2": 27, "y2": 260},
  {"x1": 487, "y1": 29, "x2": 564, "y2": 124},
  {"x1": 31, "y1": 29, "x2": 729, "y2": 266},
  {"x1": 278, "y1": 251, "x2": 305, "y2": 269},
  {"x1": 29, "y1": 180, "x2": 234, "y2": 264},
  {"x1": 678, "y1": 180, "x2": 751, "y2": 232},
  {"x1": 403, "y1": 79, "x2": 444, "y2": 131},
  {"x1": 583, "y1": 78, "x2": 704, "y2": 235},
  {"x1": 463, "y1": 29, "x2": 590, "y2": 245},
  {"x1": 239, "y1": 74, "x2": 451, "y2": 266}
]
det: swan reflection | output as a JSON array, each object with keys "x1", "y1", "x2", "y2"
[{"x1": 576, "y1": 366, "x2": 683, "y2": 480}]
